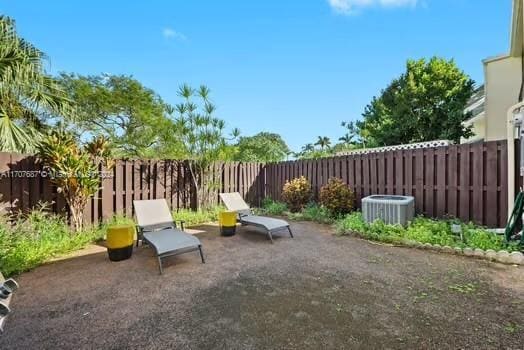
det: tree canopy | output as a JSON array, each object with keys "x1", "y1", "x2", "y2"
[
  {"x1": 234, "y1": 132, "x2": 290, "y2": 163},
  {"x1": 357, "y1": 57, "x2": 475, "y2": 146},
  {"x1": 58, "y1": 73, "x2": 184, "y2": 158}
]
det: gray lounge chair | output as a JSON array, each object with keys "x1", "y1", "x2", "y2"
[
  {"x1": 133, "y1": 199, "x2": 205, "y2": 274},
  {"x1": 219, "y1": 192, "x2": 293, "y2": 243}
]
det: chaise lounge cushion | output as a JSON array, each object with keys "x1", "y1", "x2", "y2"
[
  {"x1": 143, "y1": 229, "x2": 201, "y2": 256},
  {"x1": 240, "y1": 215, "x2": 289, "y2": 231}
]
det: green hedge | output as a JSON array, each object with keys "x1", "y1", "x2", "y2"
[
  {"x1": 336, "y1": 212, "x2": 520, "y2": 252},
  {"x1": 260, "y1": 198, "x2": 521, "y2": 252}
]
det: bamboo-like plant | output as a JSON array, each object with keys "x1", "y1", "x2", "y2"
[
  {"x1": 37, "y1": 130, "x2": 112, "y2": 231},
  {"x1": 170, "y1": 84, "x2": 239, "y2": 209}
]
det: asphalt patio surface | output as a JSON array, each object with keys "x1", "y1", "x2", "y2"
[{"x1": 1, "y1": 221, "x2": 524, "y2": 349}]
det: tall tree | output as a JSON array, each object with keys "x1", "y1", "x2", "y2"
[
  {"x1": 357, "y1": 57, "x2": 475, "y2": 146},
  {"x1": 0, "y1": 16, "x2": 71, "y2": 152},
  {"x1": 58, "y1": 73, "x2": 184, "y2": 158},
  {"x1": 234, "y1": 132, "x2": 290, "y2": 162}
]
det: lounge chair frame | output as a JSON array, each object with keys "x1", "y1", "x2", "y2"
[
  {"x1": 134, "y1": 200, "x2": 205, "y2": 274},
  {"x1": 219, "y1": 192, "x2": 293, "y2": 243}
]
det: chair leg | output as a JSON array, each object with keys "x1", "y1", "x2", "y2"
[
  {"x1": 267, "y1": 231, "x2": 274, "y2": 243},
  {"x1": 157, "y1": 256, "x2": 163, "y2": 275},
  {"x1": 288, "y1": 226, "x2": 294, "y2": 238},
  {"x1": 198, "y1": 245, "x2": 205, "y2": 263}
]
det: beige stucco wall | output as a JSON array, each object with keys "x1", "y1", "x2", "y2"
[{"x1": 483, "y1": 55, "x2": 521, "y2": 141}]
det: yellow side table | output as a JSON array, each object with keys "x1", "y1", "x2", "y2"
[
  {"x1": 219, "y1": 211, "x2": 237, "y2": 237},
  {"x1": 106, "y1": 224, "x2": 134, "y2": 261}
]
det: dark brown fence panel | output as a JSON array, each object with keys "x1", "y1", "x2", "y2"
[
  {"x1": 263, "y1": 140, "x2": 509, "y2": 228},
  {"x1": 0, "y1": 141, "x2": 512, "y2": 228}
]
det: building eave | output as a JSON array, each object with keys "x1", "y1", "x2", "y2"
[
  {"x1": 483, "y1": 54, "x2": 512, "y2": 65},
  {"x1": 463, "y1": 111, "x2": 485, "y2": 126}
]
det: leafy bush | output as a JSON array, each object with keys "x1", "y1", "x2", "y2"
[
  {"x1": 288, "y1": 203, "x2": 334, "y2": 224},
  {"x1": 336, "y1": 212, "x2": 520, "y2": 252},
  {"x1": 282, "y1": 176, "x2": 312, "y2": 212},
  {"x1": 319, "y1": 178, "x2": 355, "y2": 216},
  {"x1": 259, "y1": 198, "x2": 288, "y2": 216},
  {"x1": 173, "y1": 206, "x2": 224, "y2": 227},
  {"x1": 0, "y1": 209, "x2": 107, "y2": 277},
  {"x1": 37, "y1": 130, "x2": 112, "y2": 231}
]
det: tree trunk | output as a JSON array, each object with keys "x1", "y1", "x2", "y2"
[
  {"x1": 66, "y1": 196, "x2": 85, "y2": 232},
  {"x1": 188, "y1": 161, "x2": 201, "y2": 210}
]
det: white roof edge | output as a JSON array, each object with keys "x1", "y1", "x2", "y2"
[
  {"x1": 483, "y1": 54, "x2": 512, "y2": 64},
  {"x1": 463, "y1": 111, "x2": 485, "y2": 126},
  {"x1": 464, "y1": 96, "x2": 485, "y2": 113}
]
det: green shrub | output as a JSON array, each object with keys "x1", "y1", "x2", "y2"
[
  {"x1": 336, "y1": 212, "x2": 520, "y2": 252},
  {"x1": 0, "y1": 209, "x2": 106, "y2": 277},
  {"x1": 288, "y1": 203, "x2": 334, "y2": 224},
  {"x1": 259, "y1": 198, "x2": 288, "y2": 216},
  {"x1": 173, "y1": 206, "x2": 224, "y2": 227},
  {"x1": 319, "y1": 178, "x2": 355, "y2": 216},
  {"x1": 282, "y1": 176, "x2": 312, "y2": 212}
]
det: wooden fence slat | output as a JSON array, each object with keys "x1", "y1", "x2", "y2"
[
  {"x1": 362, "y1": 155, "x2": 370, "y2": 198},
  {"x1": 447, "y1": 145, "x2": 458, "y2": 217},
  {"x1": 378, "y1": 152, "x2": 386, "y2": 194},
  {"x1": 459, "y1": 144, "x2": 471, "y2": 222},
  {"x1": 354, "y1": 155, "x2": 362, "y2": 206},
  {"x1": 485, "y1": 142, "x2": 498, "y2": 227},
  {"x1": 0, "y1": 153, "x2": 11, "y2": 215},
  {"x1": 101, "y1": 164, "x2": 114, "y2": 220},
  {"x1": 125, "y1": 161, "x2": 133, "y2": 217},
  {"x1": 387, "y1": 151, "x2": 394, "y2": 194},
  {"x1": 436, "y1": 147, "x2": 447, "y2": 218},
  {"x1": 405, "y1": 149, "x2": 413, "y2": 198},
  {"x1": 472, "y1": 143, "x2": 484, "y2": 224},
  {"x1": 414, "y1": 149, "x2": 424, "y2": 214},
  {"x1": 425, "y1": 148, "x2": 435, "y2": 216},
  {"x1": 500, "y1": 141, "x2": 509, "y2": 228},
  {"x1": 115, "y1": 160, "x2": 124, "y2": 215}
]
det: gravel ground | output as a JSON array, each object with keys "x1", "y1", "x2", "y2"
[{"x1": 1, "y1": 221, "x2": 524, "y2": 350}]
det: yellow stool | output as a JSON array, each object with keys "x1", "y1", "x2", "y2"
[
  {"x1": 219, "y1": 211, "x2": 237, "y2": 237},
  {"x1": 106, "y1": 225, "x2": 134, "y2": 261}
]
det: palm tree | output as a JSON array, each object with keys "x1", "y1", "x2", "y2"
[
  {"x1": 303, "y1": 143, "x2": 314, "y2": 152},
  {"x1": 339, "y1": 121, "x2": 358, "y2": 145},
  {"x1": 315, "y1": 136, "x2": 331, "y2": 150},
  {"x1": 338, "y1": 134, "x2": 354, "y2": 144},
  {"x1": 0, "y1": 16, "x2": 71, "y2": 153}
]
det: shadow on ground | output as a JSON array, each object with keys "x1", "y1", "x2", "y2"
[{"x1": 1, "y1": 222, "x2": 523, "y2": 349}]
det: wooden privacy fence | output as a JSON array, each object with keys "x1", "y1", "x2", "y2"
[
  {"x1": 0, "y1": 140, "x2": 513, "y2": 228},
  {"x1": 0, "y1": 155, "x2": 265, "y2": 226},
  {"x1": 265, "y1": 140, "x2": 509, "y2": 228}
]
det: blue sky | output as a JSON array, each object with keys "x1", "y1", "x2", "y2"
[{"x1": 0, "y1": 0, "x2": 513, "y2": 152}]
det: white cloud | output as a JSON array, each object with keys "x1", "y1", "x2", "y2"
[
  {"x1": 162, "y1": 27, "x2": 187, "y2": 41},
  {"x1": 328, "y1": 0, "x2": 418, "y2": 14}
]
